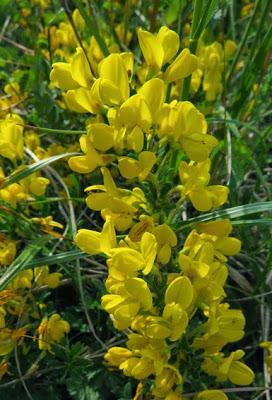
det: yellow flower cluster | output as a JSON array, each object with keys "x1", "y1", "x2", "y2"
[
  {"x1": 191, "y1": 39, "x2": 237, "y2": 101},
  {"x1": 47, "y1": 24, "x2": 255, "y2": 398},
  {"x1": 0, "y1": 97, "x2": 69, "y2": 377}
]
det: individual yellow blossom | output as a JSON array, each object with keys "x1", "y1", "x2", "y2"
[
  {"x1": 193, "y1": 303, "x2": 245, "y2": 353},
  {"x1": 0, "y1": 114, "x2": 24, "y2": 161},
  {"x1": 104, "y1": 347, "x2": 133, "y2": 367},
  {"x1": 179, "y1": 160, "x2": 229, "y2": 211},
  {"x1": 75, "y1": 217, "x2": 117, "y2": 255},
  {"x1": 133, "y1": 382, "x2": 144, "y2": 400},
  {"x1": 0, "y1": 327, "x2": 26, "y2": 356},
  {"x1": 37, "y1": 313, "x2": 70, "y2": 351},
  {"x1": 260, "y1": 341, "x2": 272, "y2": 373},
  {"x1": 101, "y1": 277, "x2": 153, "y2": 329},
  {"x1": 115, "y1": 23, "x2": 132, "y2": 46},
  {"x1": 68, "y1": 135, "x2": 110, "y2": 174},
  {"x1": 194, "y1": 390, "x2": 228, "y2": 400},
  {"x1": 0, "y1": 238, "x2": 16, "y2": 266},
  {"x1": 138, "y1": 26, "x2": 180, "y2": 71},
  {"x1": 158, "y1": 101, "x2": 217, "y2": 162},
  {"x1": 152, "y1": 224, "x2": 177, "y2": 264},
  {"x1": 87, "y1": 123, "x2": 115, "y2": 152},
  {"x1": 137, "y1": 26, "x2": 198, "y2": 82},
  {"x1": 165, "y1": 276, "x2": 194, "y2": 310},
  {"x1": 202, "y1": 349, "x2": 255, "y2": 385},
  {"x1": 0, "y1": 83, "x2": 24, "y2": 116},
  {"x1": 55, "y1": 21, "x2": 78, "y2": 49},
  {"x1": 0, "y1": 182, "x2": 28, "y2": 207},
  {"x1": 137, "y1": 78, "x2": 165, "y2": 123},
  {"x1": 224, "y1": 40, "x2": 237, "y2": 59},
  {"x1": 34, "y1": 266, "x2": 62, "y2": 288},
  {"x1": 9, "y1": 269, "x2": 33, "y2": 290},
  {"x1": 0, "y1": 289, "x2": 18, "y2": 306},
  {"x1": 117, "y1": 94, "x2": 152, "y2": 133},
  {"x1": 19, "y1": 171, "x2": 50, "y2": 197},
  {"x1": 152, "y1": 364, "x2": 182, "y2": 398},
  {"x1": 118, "y1": 151, "x2": 156, "y2": 180},
  {"x1": 128, "y1": 215, "x2": 154, "y2": 241},
  {"x1": 24, "y1": 130, "x2": 41, "y2": 151},
  {"x1": 85, "y1": 167, "x2": 146, "y2": 230},
  {"x1": 93, "y1": 53, "x2": 130, "y2": 107},
  {"x1": 141, "y1": 303, "x2": 189, "y2": 342},
  {"x1": 111, "y1": 333, "x2": 169, "y2": 380},
  {"x1": 32, "y1": 216, "x2": 64, "y2": 233},
  {"x1": 120, "y1": 356, "x2": 155, "y2": 379},
  {"x1": 241, "y1": 2, "x2": 255, "y2": 17},
  {"x1": 107, "y1": 232, "x2": 157, "y2": 277}
]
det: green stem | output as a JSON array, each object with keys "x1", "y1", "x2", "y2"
[
  {"x1": 20, "y1": 124, "x2": 85, "y2": 135},
  {"x1": 72, "y1": 0, "x2": 109, "y2": 57},
  {"x1": 226, "y1": 0, "x2": 262, "y2": 85}
]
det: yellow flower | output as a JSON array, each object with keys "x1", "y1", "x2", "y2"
[
  {"x1": 108, "y1": 232, "x2": 157, "y2": 277},
  {"x1": 152, "y1": 224, "x2": 177, "y2": 264},
  {"x1": 0, "y1": 237, "x2": 16, "y2": 266},
  {"x1": 85, "y1": 167, "x2": 146, "y2": 231},
  {"x1": 34, "y1": 266, "x2": 62, "y2": 289},
  {"x1": 0, "y1": 114, "x2": 24, "y2": 161},
  {"x1": 194, "y1": 390, "x2": 228, "y2": 400},
  {"x1": 37, "y1": 313, "x2": 70, "y2": 351},
  {"x1": 202, "y1": 350, "x2": 255, "y2": 385},
  {"x1": 32, "y1": 216, "x2": 64, "y2": 234},
  {"x1": 68, "y1": 135, "x2": 110, "y2": 174},
  {"x1": 260, "y1": 341, "x2": 272, "y2": 373},
  {"x1": 179, "y1": 160, "x2": 229, "y2": 211},
  {"x1": 137, "y1": 78, "x2": 165, "y2": 123},
  {"x1": 152, "y1": 364, "x2": 182, "y2": 398},
  {"x1": 138, "y1": 26, "x2": 179, "y2": 71},
  {"x1": 120, "y1": 356, "x2": 155, "y2": 380},
  {"x1": 9, "y1": 269, "x2": 33, "y2": 289},
  {"x1": 20, "y1": 171, "x2": 50, "y2": 197},
  {"x1": 165, "y1": 276, "x2": 194, "y2": 310},
  {"x1": 104, "y1": 347, "x2": 133, "y2": 367},
  {"x1": 93, "y1": 53, "x2": 130, "y2": 106},
  {"x1": 101, "y1": 277, "x2": 153, "y2": 329},
  {"x1": 75, "y1": 217, "x2": 117, "y2": 255},
  {"x1": 138, "y1": 26, "x2": 198, "y2": 81},
  {"x1": 118, "y1": 151, "x2": 156, "y2": 180},
  {"x1": 128, "y1": 215, "x2": 154, "y2": 242},
  {"x1": 193, "y1": 303, "x2": 245, "y2": 354},
  {"x1": 164, "y1": 48, "x2": 199, "y2": 83},
  {"x1": 158, "y1": 100, "x2": 217, "y2": 162},
  {"x1": 0, "y1": 327, "x2": 26, "y2": 356}
]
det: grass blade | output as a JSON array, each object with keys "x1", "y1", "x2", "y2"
[
  {"x1": 0, "y1": 152, "x2": 79, "y2": 189},
  {"x1": 181, "y1": 0, "x2": 219, "y2": 100},
  {"x1": 0, "y1": 236, "x2": 51, "y2": 290},
  {"x1": 72, "y1": 0, "x2": 109, "y2": 57},
  {"x1": 177, "y1": 201, "x2": 272, "y2": 229},
  {"x1": 24, "y1": 249, "x2": 86, "y2": 269}
]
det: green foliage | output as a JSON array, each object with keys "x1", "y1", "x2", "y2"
[{"x1": 0, "y1": 0, "x2": 271, "y2": 399}]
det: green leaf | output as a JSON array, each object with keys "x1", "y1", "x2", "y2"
[
  {"x1": 24, "y1": 249, "x2": 86, "y2": 269},
  {"x1": 165, "y1": 0, "x2": 181, "y2": 24},
  {"x1": 0, "y1": 152, "x2": 79, "y2": 189},
  {"x1": 0, "y1": 235, "x2": 51, "y2": 290},
  {"x1": 178, "y1": 201, "x2": 272, "y2": 229}
]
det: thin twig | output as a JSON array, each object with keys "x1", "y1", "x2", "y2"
[{"x1": 0, "y1": 35, "x2": 35, "y2": 55}]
